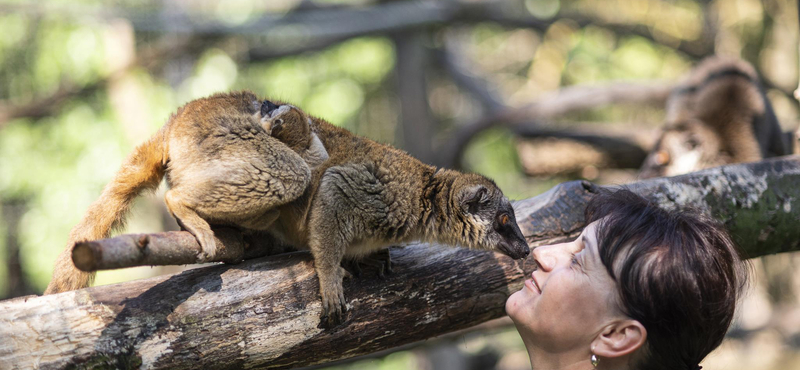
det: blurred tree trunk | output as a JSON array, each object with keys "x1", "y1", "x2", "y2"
[
  {"x1": 1, "y1": 156, "x2": 799, "y2": 369},
  {"x1": 1, "y1": 200, "x2": 34, "y2": 299},
  {"x1": 393, "y1": 31, "x2": 436, "y2": 164}
]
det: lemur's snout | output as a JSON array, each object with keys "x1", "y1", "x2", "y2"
[
  {"x1": 261, "y1": 100, "x2": 280, "y2": 117},
  {"x1": 502, "y1": 240, "x2": 530, "y2": 260}
]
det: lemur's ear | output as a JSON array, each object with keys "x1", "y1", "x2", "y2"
[{"x1": 459, "y1": 185, "x2": 488, "y2": 214}]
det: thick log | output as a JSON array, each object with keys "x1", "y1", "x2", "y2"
[
  {"x1": 1, "y1": 246, "x2": 523, "y2": 370},
  {"x1": 1, "y1": 156, "x2": 799, "y2": 369},
  {"x1": 516, "y1": 155, "x2": 800, "y2": 257}
]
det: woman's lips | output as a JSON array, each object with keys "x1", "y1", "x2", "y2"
[{"x1": 525, "y1": 273, "x2": 541, "y2": 294}]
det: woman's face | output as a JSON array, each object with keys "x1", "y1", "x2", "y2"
[{"x1": 505, "y1": 221, "x2": 623, "y2": 353}]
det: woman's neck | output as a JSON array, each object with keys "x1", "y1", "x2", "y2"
[
  {"x1": 526, "y1": 346, "x2": 592, "y2": 370},
  {"x1": 526, "y1": 345, "x2": 628, "y2": 370}
]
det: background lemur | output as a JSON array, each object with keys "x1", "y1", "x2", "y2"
[
  {"x1": 640, "y1": 57, "x2": 793, "y2": 178},
  {"x1": 266, "y1": 106, "x2": 530, "y2": 326},
  {"x1": 45, "y1": 91, "x2": 328, "y2": 294}
]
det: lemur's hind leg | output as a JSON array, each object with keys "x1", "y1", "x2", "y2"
[
  {"x1": 353, "y1": 249, "x2": 393, "y2": 279},
  {"x1": 165, "y1": 189, "x2": 217, "y2": 261}
]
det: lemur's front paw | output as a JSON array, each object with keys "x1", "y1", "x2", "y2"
[{"x1": 318, "y1": 280, "x2": 347, "y2": 328}]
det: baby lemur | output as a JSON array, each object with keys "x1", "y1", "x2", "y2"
[
  {"x1": 640, "y1": 57, "x2": 792, "y2": 178},
  {"x1": 45, "y1": 91, "x2": 328, "y2": 294}
]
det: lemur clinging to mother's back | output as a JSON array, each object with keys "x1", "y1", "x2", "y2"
[
  {"x1": 640, "y1": 57, "x2": 794, "y2": 178},
  {"x1": 45, "y1": 91, "x2": 329, "y2": 294}
]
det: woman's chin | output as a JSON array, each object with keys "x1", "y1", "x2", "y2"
[{"x1": 506, "y1": 286, "x2": 535, "y2": 318}]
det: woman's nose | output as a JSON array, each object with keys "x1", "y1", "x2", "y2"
[{"x1": 532, "y1": 245, "x2": 558, "y2": 271}]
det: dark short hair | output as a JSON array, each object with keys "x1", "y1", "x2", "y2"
[{"x1": 585, "y1": 189, "x2": 749, "y2": 370}]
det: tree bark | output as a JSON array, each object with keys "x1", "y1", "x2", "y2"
[
  {"x1": 1, "y1": 156, "x2": 799, "y2": 370},
  {"x1": 517, "y1": 156, "x2": 800, "y2": 256}
]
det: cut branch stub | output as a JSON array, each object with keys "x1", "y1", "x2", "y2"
[
  {"x1": 72, "y1": 228, "x2": 295, "y2": 271},
  {"x1": 72, "y1": 228, "x2": 244, "y2": 271}
]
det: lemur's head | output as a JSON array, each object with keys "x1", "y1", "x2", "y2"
[
  {"x1": 639, "y1": 118, "x2": 726, "y2": 179},
  {"x1": 450, "y1": 173, "x2": 530, "y2": 260},
  {"x1": 252, "y1": 98, "x2": 314, "y2": 153},
  {"x1": 208, "y1": 91, "x2": 313, "y2": 151}
]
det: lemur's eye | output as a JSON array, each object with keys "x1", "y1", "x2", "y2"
[
  {"x1": 655, "y1": 150, "x2": 670, "y2": 166},
  {"x1": 499, "y1": 214, "x2": 509, "y2": 226},
  {"x1": 686, "y1": 137, "x2": 700, "y2": 150}
]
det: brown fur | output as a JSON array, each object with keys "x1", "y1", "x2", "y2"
[
  {"x1": 268, "y1": 109, "x2": 530, "y2": 326},
  {"x1": 45, "y1": 91, "x2": 326, "y2": 294},
  {"x1": 640, "y1": 57, "x2": 790, "y2": 178}
]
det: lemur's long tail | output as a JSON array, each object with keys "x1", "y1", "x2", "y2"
[{"x1": 44, "y1": 128, "x2": 168, "y2": 294}]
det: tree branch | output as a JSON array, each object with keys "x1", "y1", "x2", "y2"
[
  {"x1": 513, "y1": 125, "x2": 653, "y2": 174},
  {"x1": 0, "y1": 2, "x2": 716, "y2": 59},
  {"x1": 516, "y1": 155, "x2": 800, "y2": 257},
  {"x1": 2, "y1": 156, "x2": 798, "y2": 369},
  {"x1": 435, "y1": 81, "x2": 674, "y2": 168},
  {"x1": 71, "y1": 228, "x2": 295, "y2": 272}
]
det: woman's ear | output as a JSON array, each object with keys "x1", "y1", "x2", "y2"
[{"x1": 591, "y1": 320, "x2": 647, "y2": 359}]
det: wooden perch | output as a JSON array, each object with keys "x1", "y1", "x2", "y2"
[
  {"x1": 516, "y1": 155, "x2": 800, "y2": 256},
  {"x1": 71, "y1": 228, "x2": 295, "y2": 272},
  {"x1": 1, "y1": 156, "x2": 799, "y2": 369}
]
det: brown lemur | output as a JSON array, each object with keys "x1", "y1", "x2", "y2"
[
  {"x1": 45, "y1": 92, "x2": 530, "y2": 329},
  {"x1": 265, "y1": 105, "x2": 530, "y2": 326},
  {"x1": 640, "y1": 57, "x2": 792, "y2": 178},
  {"x1": 45, "y1": 91, "x2": 328, "y2": 294}
]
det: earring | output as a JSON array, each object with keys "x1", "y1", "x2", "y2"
[{"x1": 591, "y1": 354, "x2": 599, "y2": 368}]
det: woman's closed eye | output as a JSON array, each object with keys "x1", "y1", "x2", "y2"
[
  {"x1": 571, "y1": 251, "x2": 588, "y2": 275},
  {"x1": 570, "y1": 252, "x2": 580, "y2": 267}
]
